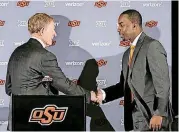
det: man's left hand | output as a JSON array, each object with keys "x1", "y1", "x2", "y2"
[{"x1": 149, "y1": 115, "x2": 163, "y2": 131}]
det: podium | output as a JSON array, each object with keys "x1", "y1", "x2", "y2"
[{"x1": 12, "y1": 95, "x2": 86, "y2": 131}]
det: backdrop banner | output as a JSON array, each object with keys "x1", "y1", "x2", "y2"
[{"x1": 0, "y1": 1, "x2": 171, "y2": 131}]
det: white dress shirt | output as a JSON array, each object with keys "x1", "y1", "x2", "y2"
[{"x1": 101, "y1": 32, "x2": 143, "y2": 101}]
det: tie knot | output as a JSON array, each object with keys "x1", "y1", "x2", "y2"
[{"x1": 130, "y1": 45, "x2": 135, "y2": 49}]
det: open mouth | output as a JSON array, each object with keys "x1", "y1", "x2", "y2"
[{"x1": 52, "y1": 40, "x2": 56, "y2": 45}]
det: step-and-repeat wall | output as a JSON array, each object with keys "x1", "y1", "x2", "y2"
[{"x1": 0, "y1": 0, "x2": 171, "y2": 131}]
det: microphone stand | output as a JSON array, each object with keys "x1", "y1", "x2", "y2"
[{"x1": 42, "y1": 76, "x2": 53, "y2": 95}]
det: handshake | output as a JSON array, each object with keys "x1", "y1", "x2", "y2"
[{"x1": 90, "y1": 89, "x2": 104, "y2": 104}]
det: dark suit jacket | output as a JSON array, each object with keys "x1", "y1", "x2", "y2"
[
  {"x1": 103, "y1": 32, "x2": 171, "y2": 131},
  {"x1": 5, "y1": 38, "x2": 91, "y2": 103}
]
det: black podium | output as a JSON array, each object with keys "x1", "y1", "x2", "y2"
[{"x1": 12, "y1": 95, "x2": 86, "y2": 131}]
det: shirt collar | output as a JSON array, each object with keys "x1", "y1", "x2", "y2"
[
  {"x1": 131, "y1": 32, "x2": 143, "y2": 46},
  {"x1": 31, "y1": 36, "x2": 46, "y2": 48}
]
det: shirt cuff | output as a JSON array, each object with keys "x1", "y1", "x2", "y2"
[{"x1": 100, "y1": 89, "x2": 106, "y2": 100}]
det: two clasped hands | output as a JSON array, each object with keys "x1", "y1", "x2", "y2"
[{"x1": 90, "y1": 89, "x2": 103, "y2": 105}]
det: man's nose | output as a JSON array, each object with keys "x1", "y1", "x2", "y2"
[
  {"x1": 118, "y1": 27, "x2": 121, "y2": 32},
  {"x1": 54, "y1": 31, "x2": 57, "y2": 37}
]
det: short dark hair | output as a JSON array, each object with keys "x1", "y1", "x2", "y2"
[{"x1": 121, "y1": 9, "x2": 142, "y2": 27}]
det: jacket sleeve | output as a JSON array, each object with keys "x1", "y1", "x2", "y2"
[
  {"x1": 147, "y1": 40, "x2": 170, "y2": 117},
  {"x1": 41, "y1": 51, "x2": 91, "y2": 103},
  {"x1": 103, "y1": 70, "x2": 124, "y2": 102},
  {"x1": 5, "y1": 65, "x2": 12, "y2": 96}
]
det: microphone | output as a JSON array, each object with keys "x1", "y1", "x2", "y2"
[{"x1": 42, "y1": 76, "x2": 53, "y2": 95}]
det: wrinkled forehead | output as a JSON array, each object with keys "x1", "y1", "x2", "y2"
[{"x1": 118, "y1": 14, "x2": 130, "y2": 24}]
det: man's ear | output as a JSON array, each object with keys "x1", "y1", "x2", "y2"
[
  {"x1": 39, "y1": 28, "x2": 44, "y2": 36},
  {"x1": 132, "y1": 20, "x2": 138, "y2": 29},
  {"x1": 133, "y1": 23, "x2": 137, "y2": 29}
]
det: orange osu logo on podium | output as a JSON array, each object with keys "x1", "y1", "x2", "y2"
[
  {"x1": 17, "y1": 0, "x2": 30, "y2": 7},
  {"x1": 29, "y1": 105, "x2": 68, "y2": 125}
]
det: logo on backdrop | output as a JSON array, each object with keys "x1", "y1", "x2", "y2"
[
  {"x1": 54, "y1": 21, "x2": 60, "y2": 27},
  {"x1": 14, "y1": 41, "x2": 25, "y2": 46},
  {"x1": 97, "y1": 79, "x2": 107, "y2": 87},
  {"x1": 119, "y1": 40, "x2": 130, "y2": 47},
  {"x1": 69, "y1": 40, "x2": 80, "y2": 47},
  {"x1": 0, "y1": 79, "x2": 5, "y2": 85},
  {"x1": 17, "y1": 0, "x2": 30, "y2": 7},
  {"x1": 0, "y1": 20, "x2": 5, "y2": 26},
  {"x1": 92, "y1": 41, "x2": 111, "y2": 46},
  {"x1": 97, "y1": 59, "x2": 107, "y2": 67},
  {"x1": 29, "y1": 105, "x2": 68, "y2": 125},
  {"x1": 0, "y1": 99, "x2": 4, "y2": 106},
  {"x1": 119, "y1": 100, "x2": 124, "y2": 106},
  {"x1": 44, "y1": 0, "x2": 55, "y2": 7},
  {"x1": 96, "y1": 21, "x2": 107, "y2": 28},
  {"x1": 0, "y1": 40, "x2": 4, "y2": 47},
  {"x1": 143, "y1": 2, "x2": 162, "y2": 7},
  {"x1": 0, "y1": 1, "x2": 9, "y2": 7},
  {"x1": 94, "y1": 0, "x2": 107, "y2": 8},
  {"x1": 17, "y1": 20, "x2": 28, "y2": 27},
  {"x1": 120, "y1": 0, "x2": 130, "y2": 7},
  {"x1": 68, "y1": 20, "x2": 80, "y2": 27},
  {"x1": 0, "y1": 62, "x2": 8, "y2": 65},
  {"x1": 145, "y1": 20, "x2": 158, "y2": 28}
]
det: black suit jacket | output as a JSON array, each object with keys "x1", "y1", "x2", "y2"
[{"x1": 5, "y1": 38, "x2": 91, "y2": 103}]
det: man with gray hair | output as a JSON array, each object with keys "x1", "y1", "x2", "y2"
[{"x1": 5, "y1": 13, "x2": 98, "y2": 130}]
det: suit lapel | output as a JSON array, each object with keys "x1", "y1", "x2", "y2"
[{"x1": 129, "y1": 32, "x2": 146, "y2": 76}]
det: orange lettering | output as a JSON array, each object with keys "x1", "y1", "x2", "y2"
[
  {"x1": 119, "y1": 100, "x2": 124, "y2": 106},
  {"x1": 41, "y1": 106, "x2": 54, "y2": 124},
  {"x1": 0, "y1": 20, "x2": 5, "y2": 26},
  {"x1": 95, "y1": 1, "x2": 107, "y2": 8},
  {"x1": 31, "y1": 110, "x2": 43, "y2": 120},
  {"x1": 17, "y1": 1, "x2": 29, "y2": 7},
  {"x1": 145, "y1": 20, "x2": 158, "y2": 28},
  {"x1": 29, "y1": 105, "x2": 68, "y2": 125},
  {"x1": 53, "y1": 111, "x2": 65, "y2": 120},
  {"x1": 0, "y1": 79, "x2": 5, "y2": 85},
  {"x1": 97, "y1": 59, "x2": 107, "y2": 67},
  {"x1": 68, "y1": 20, "x2": 80, "y2": 27}
]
